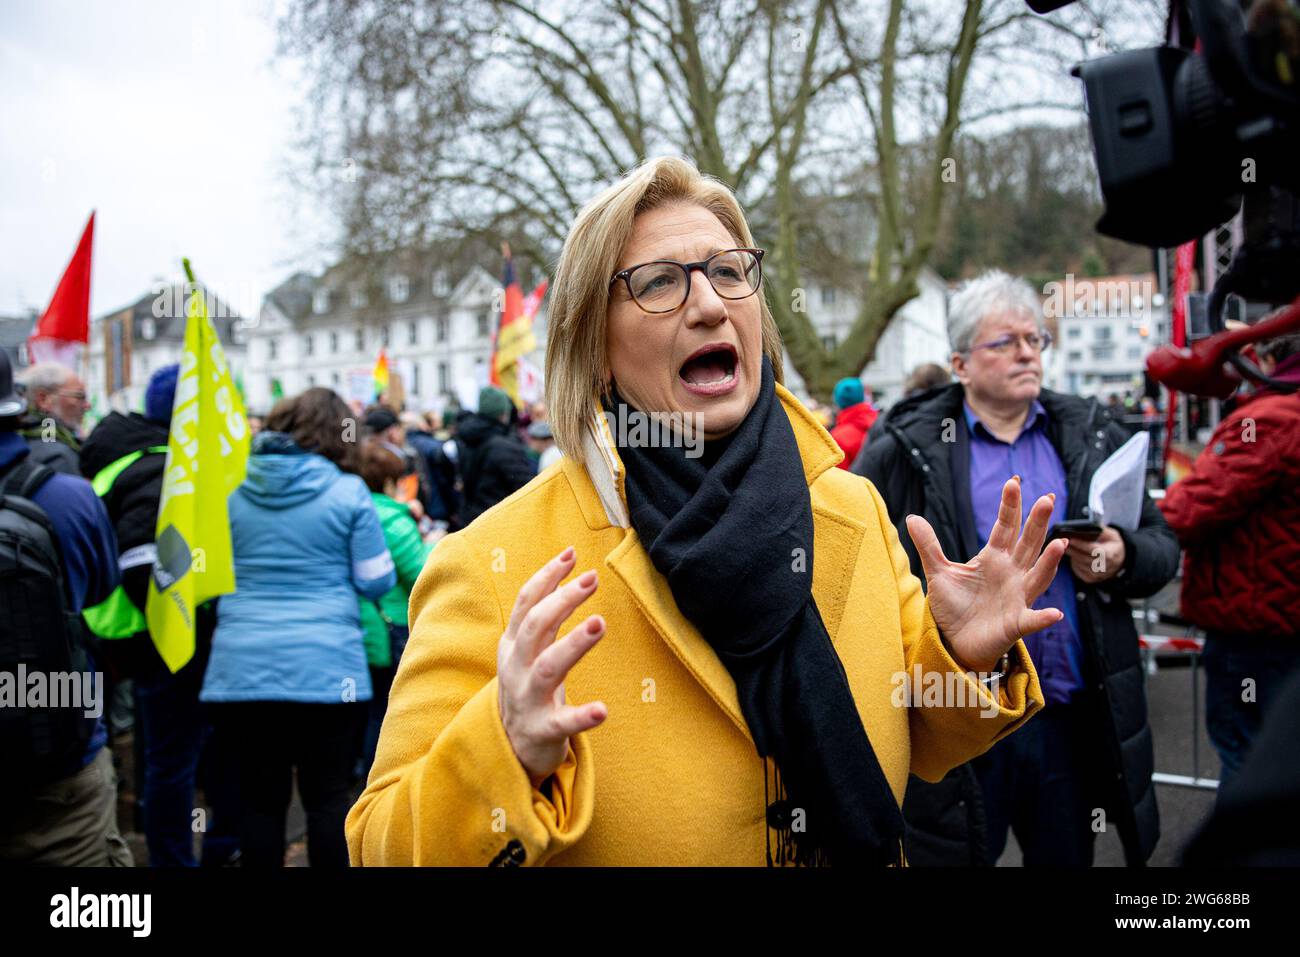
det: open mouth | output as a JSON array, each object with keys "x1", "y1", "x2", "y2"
[{"x1": 678, "y1": 343, "x2": 739, "y2": 396}]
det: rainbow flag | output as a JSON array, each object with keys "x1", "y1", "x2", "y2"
[{"x1": 373, "y1": 348, "x2": 390, "y2": 399}]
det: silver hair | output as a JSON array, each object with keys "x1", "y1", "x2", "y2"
[
  {"x1": 16, "y1": 362, "x2": 74, "y2": 395},
  {"x1": 946, "y1": 270, "x2": 1043, "y2": 354}
]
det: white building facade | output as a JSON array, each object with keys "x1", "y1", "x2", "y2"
[
  {"x1": 1042, "y1": 272, "x2": 1168, "y2": 399},
  {"x1": 84, "y1": 285, "x2": 247, "y2": 415},
  {"x1": 245, "y1": 258, "x2": 547, "y2": 417}
]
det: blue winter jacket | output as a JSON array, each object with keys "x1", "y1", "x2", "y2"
[{"x1": 201, "y1": 434, "x2": 396, "y2": 704}]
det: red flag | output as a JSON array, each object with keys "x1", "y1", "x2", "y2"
[
  {"x1": 29, "y1": 211, "x2": 95, "y2": 367},
  {"x1": 1162, "y1": 240, "x2": 1196, "y2": 474}
]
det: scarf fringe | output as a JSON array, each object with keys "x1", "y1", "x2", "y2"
[
  {"x1": 764, "y1": 757, "x2": 830, "y2": 868},
  {"x1": 763, "y1": 756, "x2": 905, "y2": 868}
]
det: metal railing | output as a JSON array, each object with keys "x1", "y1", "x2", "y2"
[{"x1": 1135, "y1": 612, "x2": 1219, "y2": 792}]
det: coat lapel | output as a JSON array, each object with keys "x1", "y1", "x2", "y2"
[
  {"x1": 576, "y1": 382, "x2": 853, "y2": 739},
  {"x1": 604, "y1": 528, "x2": 752, "y2": 737}
]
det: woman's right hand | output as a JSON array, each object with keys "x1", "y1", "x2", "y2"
[{"x1": 497, "y1": 546, "x2": 608, "y2": 784}]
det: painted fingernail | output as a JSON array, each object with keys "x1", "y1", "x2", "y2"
[
  {"x1": 587, "y1": 616, "x2": 604, "y2": 634},
  {"x1": 1048, "y1": 492, "x2": 1056, "y2": 502},
  {"x1": 1012, "y1": 474, "x2": 1021, "y2": 484},
  {"x1": 579, "y1": 570, "x2": 597, "y2": 588}
]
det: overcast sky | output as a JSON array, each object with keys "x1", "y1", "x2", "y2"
[{"x1": 0, "y1": 0, "x2": 328, "y2": 322}]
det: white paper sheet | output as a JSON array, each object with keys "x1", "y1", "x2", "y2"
[{"x1": 1088, "y1": 430, "x2": 1149, "y2": 531}]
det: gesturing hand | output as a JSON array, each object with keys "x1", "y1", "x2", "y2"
[
  {"x1": 497, "y1": 546, "x2": 608, "y2": 785},
  {"x1": 905, "y1": 477, "x2": 1069, "y2": 674}
]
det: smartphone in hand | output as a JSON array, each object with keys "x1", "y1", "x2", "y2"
[{"x1": 1046, "y1": 519, "x2": 1104, "y2": 542}]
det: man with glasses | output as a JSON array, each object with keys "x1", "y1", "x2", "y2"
[
  {"x1": 855, "y1": 270, "x2": 1178, "y2": 867},
  {"x1": 16, "y1": 361, "x2": 90, "y2": 475}
]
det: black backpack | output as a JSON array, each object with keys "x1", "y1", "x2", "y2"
[{"x1": 0, "y1": 458, "x2": 95, "y2": 783}]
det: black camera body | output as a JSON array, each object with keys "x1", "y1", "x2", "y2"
[
  {"x1": 1041, "y1": 0, "x2": 1300, "y2": 392},
  {"x1": 1072, "y1": 0, "x2": 1299, "y2": 251}
]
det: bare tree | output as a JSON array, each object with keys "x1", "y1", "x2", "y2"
[{"x1": 280, "y1": 0, "x2": 1158, "y2": 398}]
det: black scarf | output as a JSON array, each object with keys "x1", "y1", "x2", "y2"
[{"x1": 610, "y1": 357, "x2": 905, "y2": 866}]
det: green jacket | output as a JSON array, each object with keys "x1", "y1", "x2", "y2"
[{"x1": 359, "y1": 492, "x2": 435, "y2": 667}]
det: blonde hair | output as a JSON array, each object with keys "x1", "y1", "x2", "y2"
[{"x1": 545, "y1": 155, "x2": 785, "y2": 458}]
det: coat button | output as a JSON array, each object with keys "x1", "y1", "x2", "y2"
[
  {"x1": 1076, "y1": 592, "x2": 1086, "y2": 601},
  {"x1": 489, "y1": 839, "x2": 527, "y2": 867},
  {"x1": 767, "y1": 800, "x2": 793, "y2": 831}
]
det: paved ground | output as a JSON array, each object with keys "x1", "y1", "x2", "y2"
[{"x1": 998, "y1": 657, "x2": 1219, "y2": 867}]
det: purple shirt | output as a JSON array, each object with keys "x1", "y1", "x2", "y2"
[{"x1": 964, "y1": 400, "x2": 1083, "y2": 705}]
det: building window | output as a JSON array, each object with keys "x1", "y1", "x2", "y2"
[
  {"x1": 304, "y1": 335, "x2": 314, "y2": 357},
  {"x1": 436, "y1": 316, "x2": 448, "y2": 342},
  {"x1": 1094, "y1": 325, "x2": 1112, "y2": 341},
  {"x1": 354, "y1": 327, "x2": 365, "y2": 353},
  {"x1": 411, "y1": 363, "x2": 421, "y2": 396},
  {"x1": 350, "y1": 284, "x2": 368, "y2": 309},
  {"x1": 821, "y1": 334, "x2": 836, "y2": 351},
  {"x1": 438, "y1": 362, "x2": 449, "y2": 393},
  {"x1": 1094, "y1": 345, "x2": 1115, "y2": 361},
  {"x1": 268, "y1": 338, "x2": 278, "y2": 361},
  {"x1": 821, "y1": 287, "x2": 836, "y2": 306},
  {"x1": 1067, "y1": 326, "x2": 1082, "y2": 339},
  {"x1": 389, "y1": 275, "x2": 409, "y2": 303},
  {"x1": 1068, "y1": 350, "x2": 1083, "y2": 362},
  {"x1": 1128, "y1": 346, "x2": 1143, "y2": 360},
  {"x1": 331, "y1": 371, "x2": 340, "y2": 387},
  {"x1": 380, "y1": 325, "x2": 390, "y2": 348},
  {"x1": 433, "y1": 270, "x2": 450, "y2": 296},
  {"x1": 329, "y1": 331, "x2": 339, "y2": 354},
  {"x1": 141, "y1": 318, "x2": 156, "y2": 340},
  {"x1": 308, "y1": 373, "x2": 316, "y2": 387},
  {"x1": 478, "y1": 312, "x2": 491, "y2": 338},
  {"x1": 313, "y1": 289, "x2": 330, "y2": 314}
]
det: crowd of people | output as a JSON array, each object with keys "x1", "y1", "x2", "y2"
[{"x1": 1, "y1": 352, "x2": 551, "y2": 867}]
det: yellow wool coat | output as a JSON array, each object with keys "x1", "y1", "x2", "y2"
[{"x1": 347, "y1": 384, "x2": 1044, "y2": 866}]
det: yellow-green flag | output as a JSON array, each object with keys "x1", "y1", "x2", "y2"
[{"x1": 145, "y1": 260, "x2": 250, "y2": 672}]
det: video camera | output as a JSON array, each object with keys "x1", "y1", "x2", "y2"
[{"x1": 1031, "y1": 0, "x2": 1300, "y2": 395}]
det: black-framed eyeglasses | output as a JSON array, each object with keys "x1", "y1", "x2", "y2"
[
  {"x1": 610, "y1": 247, "x2": 764, "y2": 314},
  {"x1": 966, "y1": 330, "x2": 1053, "y2": 356}
]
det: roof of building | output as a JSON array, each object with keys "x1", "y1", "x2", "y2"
[
  {"x1": 95, "y1": 285, "x2": 244, "y2": 345},
  {"x1": 263, "y1": 239, "x2": 547, "y2": 327}
]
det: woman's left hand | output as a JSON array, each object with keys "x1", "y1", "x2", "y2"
[{"x1": 905, "y1": 477, "x2": 1069, "y2": 674}]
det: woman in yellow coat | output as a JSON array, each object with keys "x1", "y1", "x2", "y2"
[{"x1": 347, "y1": 157, "x2": 1066, "y2": 866}]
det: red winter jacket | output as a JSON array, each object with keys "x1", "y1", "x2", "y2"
[
  {"x1": 1160, "y1": 356, "x2": 1300, "y2": 639},
  {"x1": 830, "y1": 402, "x2": 877, "y2": 470}
]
